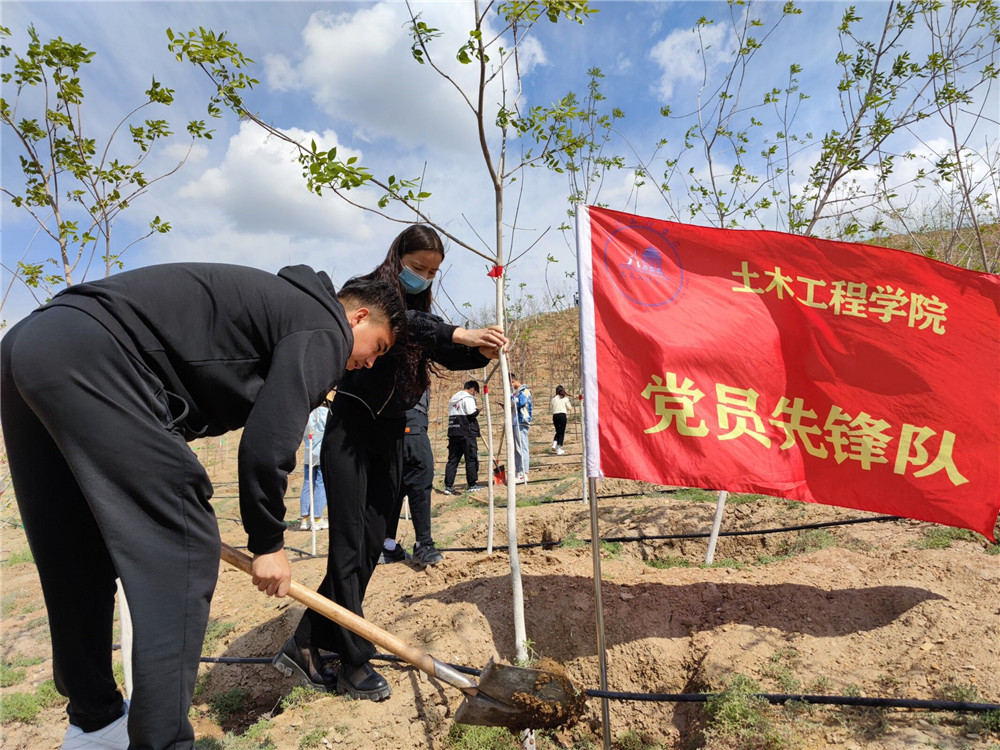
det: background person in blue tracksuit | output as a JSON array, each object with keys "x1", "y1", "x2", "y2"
[{"x1": 510, "y1": 374, "x2": 533, "y2": 482}]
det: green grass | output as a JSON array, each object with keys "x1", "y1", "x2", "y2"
[
  {"x1": 0, "y1": 679, "x2": 63, "y2": 724},
  {"x1": 193, "y1": 672, "x2": 211, "y2": 700},
  {"x1": 644, "y1": 555, "x2": 693, "y2": 569},
  {"x1": 612, "y1": 730, "x2": 670, "y2": 749},
  {"x1": 445, "y1": 724, "x2": 518, "y2": 749},
  {"x1": 113, "y1": 660, "x2": 127, "y2": 691},
  {"x1": 194, "y1": 719, "x2": 276, "y2": 750},
  {"x1": 806, "y1": 676, "x2": 832, "y2": 694},
  {"x1": 25, "y1": 616, "x2": 48, "y2": 631},
  {"x1": 941, "y1": 682, "x2": 979, "y2": 703},
  {"x1": 2, "y1": 549, "x2": 34, "y2": 567},
  {"x1": 756, "y1": 530, "x2": 838, "y2": 566},
  {"x1": 8, "y1": 656, "x2": 43, "y2": 667},
  {"x1": 671, "y1": 487, "x2": 772, "y2": 505},
  {"x1": 666, "y1": 487, "x2": 719, "y2": 503},
  {"x1": 784, "y1": 529, "x2": 837, "y2": 555},
  {"x1": 559, "y1": 532, "x2": 587, "y2": 550},
  {"x1": 600, "y1": 541, "x2": 622, "y2": 558},
  {"x1": 981, "y1": 709, "x2": 1000, "y2": 733},
  {"x1": 208, "y1": 686, "x2": 250, "y2": 723},
  {"x1": 202, "y1": 619, "x2": 237, "y2": 656},
  {"x1": 916, "y1": 526, "x2": 979, "y2": 549},
  {"x1": 1, "y1": 662, "x2": 27, "y2": 687},
  {"x1": 431, "y1": 494, "x2": 480, "y2": 515},
  {"x1": 702, "y1": 674, "x2": 789, "y2": 750},
  {"x1": 763, "y1": 649, "x2": 802, "y2": 693},
  {"x1": 299, "y1": 729, "x2": 327, "y2": 749},
  {"x1": 1, "y1": 594, "x2": 21, "y2": 616},
  {"x1": 280, "y1": 685, "x2": 321, "y2": 711}
]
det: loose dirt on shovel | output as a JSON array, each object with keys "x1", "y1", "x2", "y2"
[{"x1": 508, "y1": 657, "x2": 589, "y2": 731}]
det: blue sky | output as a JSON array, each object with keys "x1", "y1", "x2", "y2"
[{"x1": 2, "y1": 1, "x2": 995, "y2": 327}]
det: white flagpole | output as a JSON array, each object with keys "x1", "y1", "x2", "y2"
[
  {"x1": 577, "y1": 205, "x2": 610, "y2": 750},
  {"x1": 705, "y1": 490, "x2": 728, "y2": 565}
]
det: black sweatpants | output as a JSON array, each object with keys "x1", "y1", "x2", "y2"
[
  {"x1": 0, "y1": 307, "x2": 219, "y2": 750},
  {"x1": 444, "y1": 435, "x2": 479, "y2": 488},
  {"x1": 386, "y1": 430, "x2": 435, "y2": 547},
  {"x1": 294, "y1": 397, "x2": 404, "y2": 666},
  {"x1": 553, "y1": 413, "x2": 568, "y2": 447}
]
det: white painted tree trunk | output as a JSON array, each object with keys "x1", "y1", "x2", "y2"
[{"x1": 483, "y1": 367, "x2": 495, "y2": 555}]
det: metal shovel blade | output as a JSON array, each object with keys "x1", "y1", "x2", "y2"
[{"x1": 455, "y1": 659, "x2": 587, "y2": 730}]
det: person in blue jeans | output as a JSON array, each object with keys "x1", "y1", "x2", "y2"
[
  {"x1": 299, "y1": 404, "x2": 330, "y2": 531},
  {"x1": 510, "y1": 373, "x2": 533, "y2": 482}
]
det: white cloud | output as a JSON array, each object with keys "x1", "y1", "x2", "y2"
[
  {"x1": 149, "y1": 227, "x2": 371, "y2": 280},
  {"x1": 613, "y1": 53, "x2": 633, "y2": 75},
  {"x1": 175, "y1": 122, "x2": 374, "y2": 242},
  {"x1": 649, "y1": 21, "x2": 732, "y2": 101},
  {"x1": 162, "y1": 141, "x2": 210, "y2": 165},
  {"x1": 262, "y1": 2, "x2": 526, "y2": 155}
]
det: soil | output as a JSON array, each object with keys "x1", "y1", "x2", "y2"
[{"x1": 2, "y1": 309, "x2": 999, "y2": 749}]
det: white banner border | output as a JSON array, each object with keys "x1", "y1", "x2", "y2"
[{"x1": 576, "y1": 205, "x2": 603, "y2": 478}]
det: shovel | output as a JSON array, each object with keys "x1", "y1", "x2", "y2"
[{"x1": 220, "y1": 543, "x2": 585, "y2": 730}]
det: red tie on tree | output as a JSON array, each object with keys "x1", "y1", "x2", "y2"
[{"x1": 486, "y1": 265, "x2": 504, "y2": 278}]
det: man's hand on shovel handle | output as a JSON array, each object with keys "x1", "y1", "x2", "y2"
[{"x1": 251, "y1": 549, "x2": 292, "y2": 597}]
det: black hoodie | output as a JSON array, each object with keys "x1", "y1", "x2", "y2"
[{"x1": 46, "y1": 263, "x2": 353, "y2": 554}]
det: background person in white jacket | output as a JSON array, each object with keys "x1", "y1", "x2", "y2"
[
  {"x1": 444, "y1": 380, "x2": 485, "y2": 494},
  {"x1": 550, "y1": 385, "x2": 572, "y2": 455}
]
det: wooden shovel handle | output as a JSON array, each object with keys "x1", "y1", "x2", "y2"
[{"x1": 219, "y1": 543, "x2": 477, "y2": 692}]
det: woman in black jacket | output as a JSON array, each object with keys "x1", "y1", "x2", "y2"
[{"x1": 274, "y1": 226, "x2": 507, "y2": 699}]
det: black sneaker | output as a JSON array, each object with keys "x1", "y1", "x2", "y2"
[
  {"x1": 272, "y1": 636, "x2": 337, "y2": 691},
  {"x1": 467, "y1": 484, "x2": 487, "y2": 492},
  {"x1": 377, "y1": 544, "x2": 411, "y2": 565},
  {"x1": 441, "y1": 486, "x2": 457, "y2": 495},
  {"x1": 337, "y1": 662, "x2": 392, "y2": 701},
  {"x1": 413, "y1": 542, "x2": 444, "y2": 566}
]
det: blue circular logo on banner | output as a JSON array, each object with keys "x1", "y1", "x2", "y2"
[{"x1": 602, "y1": 220, "x2": 683, "y2": 307}]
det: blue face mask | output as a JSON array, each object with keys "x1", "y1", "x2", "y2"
[{"x1": 399, "y1": 265, "x2": 433, "y2": 295}]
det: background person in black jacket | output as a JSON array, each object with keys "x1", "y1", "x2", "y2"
[
  {"x1": 277, "y1": 225, "x2": 508, "y2": 702},
  {"x1": 443, "y1": 380, "x2": 485, "y2": 494},
  {"x1": 379, "y1": 389, "x2": 444, "y2": 566},
  {"x1": 0, "y1": 264, "x2": 405, "y2": 750}
]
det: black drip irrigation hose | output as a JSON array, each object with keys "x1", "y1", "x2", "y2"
[
  {"x1": 225, "y1": 514, "x2": 908, "y2": 559},
  {"x1": 189, "y1": 649, "x2": 1000, "y2": 713},
  {"x1": 490, "y1": 487, "x2": 676, "y2": 505},
  {"x1": 583, "y1": 689, "x2": 1000, "y2": 712},
  {"x1": 438, "y1": 514, "x2": 905, "y2": 554}
]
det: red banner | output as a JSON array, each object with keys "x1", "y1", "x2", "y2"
[{"x1": 577, "y1": 206, "x2": 1000, "y2": 540}]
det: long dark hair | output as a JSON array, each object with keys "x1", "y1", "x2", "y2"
[
  {"x1": 360, "y1": 225, "x2": 444, "y2": 400},
  {"x1": 555, "y1": 385, "x2": 567, "y2": 398}
]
